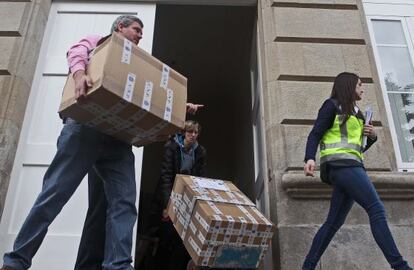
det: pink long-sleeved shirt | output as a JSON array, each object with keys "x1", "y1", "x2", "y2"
[{"x1": 67, "y1": 35, "x2": 102, "y2": 74}]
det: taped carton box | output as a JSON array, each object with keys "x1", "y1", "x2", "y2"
[
  {"x1": 59, "y1": 33, "x2": 187, "y2": 147},
  {"x1": 167, "y1": 175, "x2": 275, "y2": 269}
]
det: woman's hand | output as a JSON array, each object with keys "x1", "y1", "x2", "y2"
[
  {"x1": 363, "y1": 124, "x2": 376, "y2": 139},
  {"x1": 304, "y1": 159, "x2": 315, "y2": 177}
]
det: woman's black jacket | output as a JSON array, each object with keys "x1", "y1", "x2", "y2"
[{"x1": 155, "y1": 136, "x2": 207, "y2": 209}]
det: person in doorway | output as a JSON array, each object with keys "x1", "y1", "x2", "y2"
[
  {"x1": 302, "y1": 72, "x2": 412, "y2": 270},
  {"x1": 69, "y1": 16, "x2": 203, "y2": 270},
  {"x1": 145, "y1": 120, "x2": 206, "y2": 270}
]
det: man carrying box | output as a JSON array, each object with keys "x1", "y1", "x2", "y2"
[{"x1": 1, "y1": 15, "x2": 141, "y2": 270}]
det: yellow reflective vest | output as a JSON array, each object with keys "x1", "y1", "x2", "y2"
[{"x1": 320, "y1": 114, "x2": 364, "y2": 164}]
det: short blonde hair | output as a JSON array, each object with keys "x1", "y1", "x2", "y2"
[{"x1": 184, "y1": 120, "x2": 201, "y2": 134}]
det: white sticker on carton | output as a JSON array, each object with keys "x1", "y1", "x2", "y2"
[
  {"x1": 178, "y1": 213, "x2": 186, "y2": 227},
  {"x1": 192, "y1": 177, "x2": 230, "y2": 192},
  {"x1": 213, "y1": 215, "x2": 222, "y2": 221},
  {"x1": 237, "y1": 205, "x2": 258, "y2": 224},
  {"x1": 141, "y1": 81, "x2": 153, "y2": 111},
  {"x1": 189, "y1": 221, "x2": 197, "y2": 235},
  {"x1": 211, "y1": 220, "x2": 221, "y2": 241},
  {"x1": 122, "y1": 38, "x2": 132, "y2": 64},
  {"x1": 195, "y1": 212, "x2": 210, "y2": 232},
  {"x1": 248, "y1": 223, "x2": 259, "y2": 245},
  {"x1": 183, "y1": 193, "x2": 191, "y2": 208},
  {"x1": 160, "y1": 64, "x2": 170, "y2": 89},
  {"x1": 198, "y1": 231, "x2": 206, "y2": 243},
  {"x1": 250, "y1": 206, "x2": 273, "y2": 226},
  {"x1": 123, "y1": 73, "x2": 136, "y2": 102},
  {"x1": 189, "y1": 236, "x2": 202, "y2": 256},
  {"x1": 163, "y1": 88, "x2": 173, "y2": 122},
  {"x1": 207, "y1": 201, "x2": 222, "y2": 215}
]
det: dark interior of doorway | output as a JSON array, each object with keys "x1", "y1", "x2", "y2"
[{"x1": 135, "y1": 4, "x2": 256, "y2": 266}]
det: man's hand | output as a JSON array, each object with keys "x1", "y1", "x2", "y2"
[
  {"x1": 186, "y1": 103, "x2": 204, "y2": 115},
  {"x1": 363, "y1": 124, "x2": 376, "y2": 139},
  {"x1": 304, "y1": 159, "x2": 316, "y2": 177},
  {"x1": 73, "y1": 70, "x2": 92, "y2": 103}
]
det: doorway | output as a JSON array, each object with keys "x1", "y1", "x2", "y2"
[{"x1": 137, "y1": 1, "x2": 257, "y2": 241}]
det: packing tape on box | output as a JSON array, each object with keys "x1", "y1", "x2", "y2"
[
  {"x1": 122, "y1": 38, "x2": 132, "y2": 64},
  {"x1": 249, "y1": 206, "x2": 274, "y2": 242},
  {"x1": 177, "y1": 213, "x2": 186, "y2": 228},
  {"x1": 237, "y1": 205, "x2": 258, "y2": 225},
  {"x1": 183, "y1": 192, "x2": 191, "y2": 207},
  {"x1": 141, "y1": 80, "x2": 153, "y2": 111},
  {"x1": 80, "y1": 97, "x2": 167, "y2": 143},
  {"x1": 81, "y1": 101, "x2": 128, "y2": 133},
  {"x1": 123, "y1": 73, "x2": 136, "y2": 102},
  {"x1": 224, "y1": 215, "x2": 235, "y2": 244},
  {"x1": 234, "y1": 192, "x2": 255, "y2": 206},
  {"x1": 195, "y1": 212, "x2": 210, "y2": 232},
  {"x1": 211, "y1": 220, "x2": 222, "y2": 241},
  {"x1": 209, "y1": 189, "x2": 226, "y2": 203},
  {"x1": 189, "y1": 220, "x2": 197, "y2": 235},
  {"x1": 189, "y1": 236, "x2": 203, "y2": 256},
  {"x1": 249, "y1": 224, "x2": 259, "y2": 245},
  {"x1": 207, "y1": 201, "x2": 222, "y2": 215},
  {"x1": 130, "y1": 120, "x2": 169, "y2": 144},
  {"x1": 160, "y1": 64, "x2": 170, "y2": 89},
  {"x1": 197, "y1": 230, "x2": 206, "y2": 243},
  {"x1": 204, "y1": 244, "x2": 216, "y2": 265},
  {"x1": 120, "y1": 110, "x2": 148, "y2": 131},
  {"x1": 226, "y1": 191, "x2": 243, "y2": 204},
  {"x1": 249, "y1": 206, "x2": 273, "y2": 227},
  {"x1": 236, "y1": 216, "x2": 248, "y2": 245}
]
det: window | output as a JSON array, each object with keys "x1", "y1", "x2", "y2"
[{"x1": 364, "y1": 0, "x2": 414, "y2": 169}]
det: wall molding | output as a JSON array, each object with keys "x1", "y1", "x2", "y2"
[
  {"x1": 282, "y1": 171, "x2": 414, "y2": 200},
  {"x1": 277, "y1": 75, "x2": 374, "y2": 84},
  {"x1": 274, "y1": 36, "x2": 366, "y2": 45},
  {"x1": 272, "y1": 2, "x2": 358, "y2": 10}
]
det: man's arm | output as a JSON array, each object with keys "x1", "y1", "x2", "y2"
[
  {"x1": 186, "y1": 103, "x2": 204, "y2": 114},
  {"x1": 67, "y1": 35, "x2": 101, "y2": 101}
]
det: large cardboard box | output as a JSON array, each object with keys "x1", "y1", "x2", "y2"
[
  {"x1": 59, "y1": 33, "x2": 187, "y2": 147},
  {"x1": 167, "y1": 175, "x2": 275, "y2": 269}
]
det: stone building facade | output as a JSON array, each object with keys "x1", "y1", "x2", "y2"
[{"x1": 0, "y1": 0, "x2": 413, "y2": 269}]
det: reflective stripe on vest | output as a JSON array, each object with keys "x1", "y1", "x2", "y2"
[{"x1": 320, "y1": 114, "x2": 364, "y2": 163}]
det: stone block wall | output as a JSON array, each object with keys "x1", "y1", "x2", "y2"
[
  {"x1": 258, "y1": 0, "x2": 414, "y2": 269},
  {"x1": 0, "y1": 0, "x2": 51, "y2": 219}
]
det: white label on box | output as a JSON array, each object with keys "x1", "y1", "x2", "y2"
[
  {"x1": 183, "y1": 193, "x2": 191, "y2": 208},
  {"x1": 189, "y1": 221, "x2": 197, "y2": 234},
  {"x1": 192, "y1": 177, "x2": 230, "y2": 192},
  {"x1": 122, "y1": 38, "x2": 132, "y2": 64},
  {"x1": 250, "y1": 206, "x2": 273, "y2": 226},
  {"x1": 195, "y1": 212, "x2": 210, "y2": 232},
  {"x1": 163, "y1": 88, "x2": 173, "y2": 122},
  {"x1": 142, "y1": 81, "x2": 153, "y2": 111},
  {"x1": 237, "y1": 205, "x2": 258, "y2": 224},
  {"x1": 189, "y1": 236, "x2": 202, "y2": 256},
  {"x1": 160, "y1": 64, "x2": 170, "y2": 89},
  {"x1": 123, "y1": 73, "x2": 136, "y2": 102},
  {"x1": 198, "y1": 231, "x2": 206, "y2": 243},
  {"x1": 207, "y1": 201, "x2": 222, "y2": 215}
]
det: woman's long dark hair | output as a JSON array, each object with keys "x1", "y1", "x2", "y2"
[{"x1": 330, "y1": 72, "x2": 360, "y2": 123}]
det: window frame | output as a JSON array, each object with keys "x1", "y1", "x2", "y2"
[{"x1": 366, "y1": 14, "x2": 414, "y2": 170}]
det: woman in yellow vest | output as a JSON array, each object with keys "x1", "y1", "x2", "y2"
[{"x1": 302, "y1": 72, "x2": 412, "y2": 270}]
